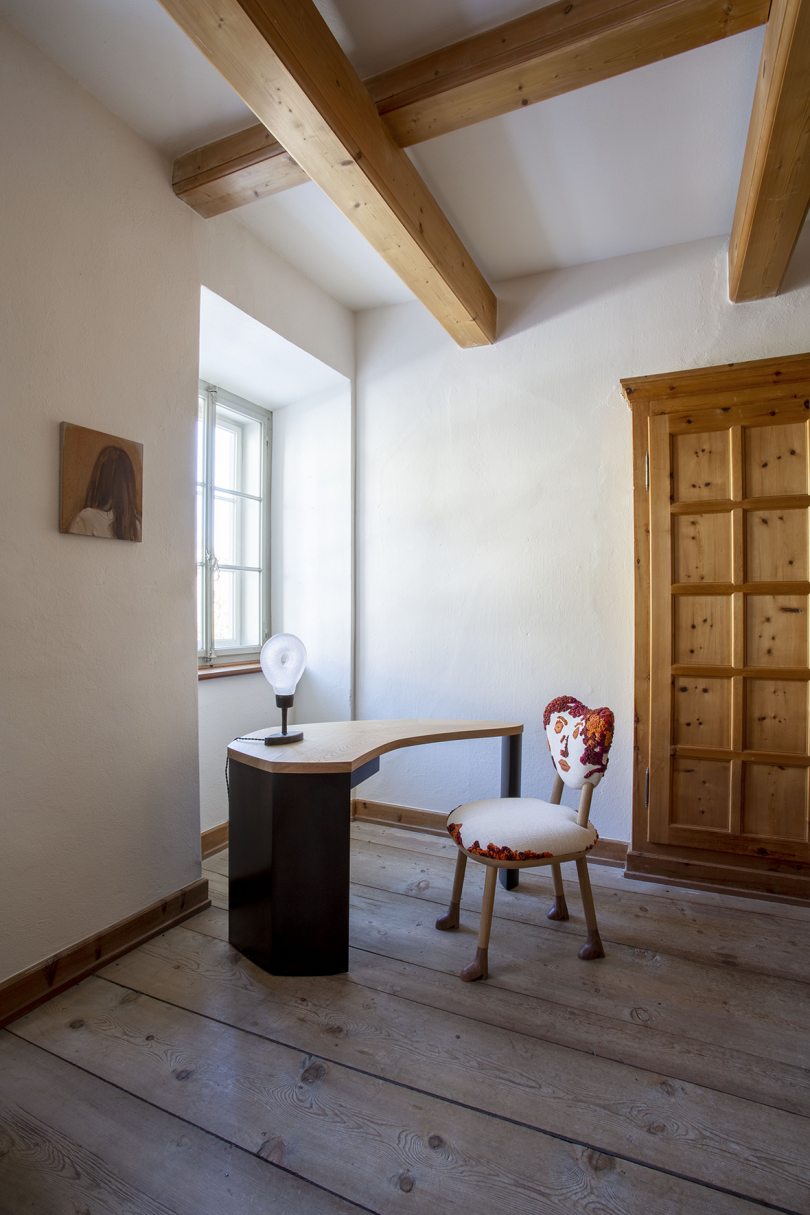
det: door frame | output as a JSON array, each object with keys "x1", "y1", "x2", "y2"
[{"x1": 622, "y1": 352, "x2": 810, "y2": 904}]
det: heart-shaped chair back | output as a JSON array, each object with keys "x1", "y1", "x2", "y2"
[{"x1": 544, "y1": 696, "x2": 614, "y2": 789}]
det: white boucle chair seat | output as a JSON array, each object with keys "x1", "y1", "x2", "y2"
[{"x1": 447, "y1": 798, "x2": 598, "y2": 863}]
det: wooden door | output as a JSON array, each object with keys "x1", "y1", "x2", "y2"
[{"x1": 624, "y1": 354, "x2": 810, "y2": 900}]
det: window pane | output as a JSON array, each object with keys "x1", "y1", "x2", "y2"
[
  {"x1": 197, "y1": 397, "x2": 205, "y2": 483},
  {"x1": 197, "y1": 564, "x2": 204, "y2": 651},
  {"x1": 196, "y1": 486, "x2": 204, "y2": 564},
  {"x1": 214, "y1": 420, "x2": 238, "y2": 491},
  {"x1": 213, "y1": 569, "x2": 235, "y2": 645},
  {"x1": 213, "y1": 492, "x2": 261, "y2": 568},
  {"x1": 213, "y1": 491, "x2": 236, "y2": 566},
  {"x1": 213, "y1": 569, "x2": 261, "y2": 649}
]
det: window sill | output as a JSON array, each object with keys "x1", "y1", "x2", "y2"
[{"x1": 198, "y1": 662, "x2": 262, "y2": 681}]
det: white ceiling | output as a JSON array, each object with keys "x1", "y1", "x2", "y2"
[
  {"x1": 199, "y1": 288, "x2": 349, "y2": 408},
  {"x1": 0, "y1": 0, "x2": 767, "y2": 311}
]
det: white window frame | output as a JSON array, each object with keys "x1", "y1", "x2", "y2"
[{"x1": 197, "y1": 382, "x2": 272, "y2": 667}]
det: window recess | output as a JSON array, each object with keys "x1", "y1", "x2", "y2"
[{"x1": 197, "y1": 383, "x2": 271, "y2": 666}]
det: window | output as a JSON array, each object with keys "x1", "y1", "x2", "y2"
[{"x1": 197, "y1": 383, "x2": 271, "y2": 665}]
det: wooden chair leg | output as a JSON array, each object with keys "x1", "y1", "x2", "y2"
[
  {"x1": 547, "y1": 862, "x2": 569, "y2": 921},
  {"x1": 575, "y1": 857, "x2": 605, "y2": 960},
  {"x1": 460, "y1": 864, "x2": 498, "y2": 982},
  {"x1": 435, "y1": 851, "x2": 467, "y2": 930}
]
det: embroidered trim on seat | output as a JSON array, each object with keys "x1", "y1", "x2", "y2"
[{"x1": 447, "y1": 820, "x2": 598, "y2": 862}]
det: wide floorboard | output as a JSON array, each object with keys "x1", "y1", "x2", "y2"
[{"x1": 2, "y1": 822, "x2": 808, "y2": 1214}]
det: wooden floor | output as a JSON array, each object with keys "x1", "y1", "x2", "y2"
[{"x1": 2, "y1": 823, "x2": 809, "y2": 1215}]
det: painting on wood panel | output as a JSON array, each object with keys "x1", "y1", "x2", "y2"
[{"x1": 60, "y1": 423, "x2": 143, "y2": 542}]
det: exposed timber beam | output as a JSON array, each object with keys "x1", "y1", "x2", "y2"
[
  {"x1": 173, "y1": 123, "x2": 308, "y2": 217},
  {"x1": 728, "y1": 0, "x2": 810, "y2": 302},
  {"x1": 172, "y1": 0, "x2": 769, "y2": 215},
  {"x1": 160, "y1": 0, "x2": 496, "y2": 348}
]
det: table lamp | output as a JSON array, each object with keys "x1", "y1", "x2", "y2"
[{"x1": 260, "y1": 633, "x2": 307, "y2": 745}]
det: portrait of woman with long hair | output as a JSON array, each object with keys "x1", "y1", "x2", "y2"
[{"x1": 61, "y1": 425, "x2": 143, "y2": 543}]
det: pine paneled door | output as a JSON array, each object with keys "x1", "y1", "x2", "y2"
[{"x1": 623, "y1": 353, "x2": 810, "y2": 902}]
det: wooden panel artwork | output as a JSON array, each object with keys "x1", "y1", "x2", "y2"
[{"x1": 626, "y1": 356, "x2": 810, "y2": 890}]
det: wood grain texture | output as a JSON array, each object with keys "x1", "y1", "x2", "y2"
[
  {"x1": 623, "y1": 353, "x2": 810, "y2": 894},
  {"x1": 227, "y1": 718, "x2": 522, "y2": 774},
  {"x1": 174, "y1": 126, "x2": 307, "y2": 218},
  {"x1": 7, "y1": 976, "x2": 778, "y2": 1215},
  {"x1": 189, "y1": 898, "x2": 810, "y2": 1120},
  {"x1": 369, "y1": 0, "x2": 769, "y2": 146},
  {"x1": 343, "y1": 836, "x2": 810, "y2": 982},
  {"x1": 173, "y1": 0, "x2": 768, "y2": 212},
  {"x1": 728, "y1": 0, "x2": 810, "y2": 301},
  {"x1": 0, "y1": 878, "x2": 209, "y2": 1029},
  {"x1": 8, "y1": 824, "x2": 809, "y2": 1213},
  {"x1": 0, "y1": 1033, "x2": 358, "y2": 1215},
  {"x1": 350, "y1": 819, "x2": 810, "y2": 919},
  {"x1": 159, "y1": 0, "x2": 496, "y2": 348},
  {"x1": 100, "y1": 925, "x2": 810, "y2": 1211}
]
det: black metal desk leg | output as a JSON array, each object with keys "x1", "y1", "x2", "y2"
[
  {"x1": 499, "y1": 733, "x2": 523, "y2": 890},
  {"x1": 228, "y1": 759, "x2": 351, "y2": 976}
]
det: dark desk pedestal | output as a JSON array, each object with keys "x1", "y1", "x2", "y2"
[{"x1": 227, "y1": 722, "x2": 522, "y2": 977}]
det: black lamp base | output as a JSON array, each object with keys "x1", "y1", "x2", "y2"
[{"x1": 265, "y1": 730, "x2": 304, "y2": 746}]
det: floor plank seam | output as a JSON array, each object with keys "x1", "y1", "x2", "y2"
[
  {"x1": 88, "y1": 974, "x2": 807, "y2": 1215},
  {"x1": 332, "y1": 946, "x2": 810, "y2": 1117},
  {"x1": 174, "y1": 920, "x2": 810, "y2": 1118},
  {"x1": 346, "y1": 942, "x2": 808, "y2": 1081},
  {"x1": 0, "y1": 1028, "x2": 380, "y2": 1215},
  {"x1": 348, "y1": 879, "x2": 810, "y2": 987}
]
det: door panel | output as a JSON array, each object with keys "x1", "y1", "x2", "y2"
[
  {"x1": 745, "y1": 509, "x2": 808, "y2": 581},
  {"x1": 673, "y1": 596, "x2": 731, "y2": 664},
  {"x1": 673, "y1": 513, "x2": 733, "y2": 583},
  {"x1": 744, "y1": 424, "x2": 807, "y2": 497}
]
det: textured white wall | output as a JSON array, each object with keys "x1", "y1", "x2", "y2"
[
  {"x1": 271, "y1": 386, "x2": 354, "y2": 726},
  {"x1": 353, "y1": 230, "x2": 810, "y2": 842},
  {"x1": 0, "y1": 17, "x2": 354, "y2": 980}
]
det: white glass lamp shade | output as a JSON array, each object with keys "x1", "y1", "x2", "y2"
[{"x1": 260, "y1": 633, "x2": 307, "y2": 696}]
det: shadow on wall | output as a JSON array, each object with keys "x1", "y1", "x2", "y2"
[
  {"x1": 495, "y1": 235, "x2": 724, "y2": 342},
  {"x1": 781, "y1": 218, "x2": 810, "y2": 296}
]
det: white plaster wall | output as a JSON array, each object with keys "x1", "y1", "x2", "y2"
[
  {"x1": 271, "y1": 385, "x2": 354, "y2": 728},
  {"x1": 198, "y1": 383, "x2": 354, "y2": 833},
  {"x1": 353, "y1": 230, "x2": 810, "y2": 843},
  {"x1": 0, "y1": 17, "x2": 354, "y2": 980}
]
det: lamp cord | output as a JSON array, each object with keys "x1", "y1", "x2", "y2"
[{"x1": 225, "y1": 736, "x2": 272, "y2": 797}]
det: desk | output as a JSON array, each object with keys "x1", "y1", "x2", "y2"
[{"x1": 227, "y1": 719, "x2": 523, "y2": 976}]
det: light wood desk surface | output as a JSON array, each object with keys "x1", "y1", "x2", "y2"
[{"x1": 228, "y1": 718, "x2": 524, "y2": 775}]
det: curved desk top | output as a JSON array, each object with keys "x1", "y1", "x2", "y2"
[{"x1": 227, "y1": 718, "x2": 523, "y2": 775}]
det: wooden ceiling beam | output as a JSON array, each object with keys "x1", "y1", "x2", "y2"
[
  {"x1": 173, "y1": 123, "x2": 308, "y2": 218},
  {"x1": 160, "y1": 0, "x2": 496, "y2": 348},
  {"x1": 728, "y1": 0, "x2": 810, "y2": 302},
  {"x1": 172, "y1": 0, "x2": 768, "y2": 215}
]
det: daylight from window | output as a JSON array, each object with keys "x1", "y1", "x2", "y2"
[{"x1": 196, "y1": 386, "x2": 270, "y2": 663}]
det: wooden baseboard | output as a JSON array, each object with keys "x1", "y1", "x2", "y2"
[
  {"x1": 0, "y1": 878, "x2": 210, "y2": 1029},
  {"x1": 202, "y1": 821, "x2": 229, "y2": 859},
  {"x1": 352, "y1": 799, "x2": 629, "y2": 868},
  {"x1": 625, "y1": 850, "x2": 810, "y2": 905}
]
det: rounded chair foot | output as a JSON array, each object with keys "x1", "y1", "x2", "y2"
[
  {"x1": 578, "y1": 930, "x2": 605, "y2": 961},
  {"x1": 460, "y1": 946, "x2": 488, "y2": 982},
  {"x1": 547, "y1": 894, "x2": 569, "y2": 921},
  {"x1": 435, "y1": 901, "x2": 460, "y2": 931}
]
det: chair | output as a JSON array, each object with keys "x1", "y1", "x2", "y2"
[{"x1": 436, "y1": 695, "x2": 614, "y2": 981}]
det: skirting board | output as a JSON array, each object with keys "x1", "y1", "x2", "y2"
[
  {"x1": 0, "y1": 878, "x2": 210, "y2": 1029},
  {"x1": 352, "y1": 799, "x2": 629, "y2": 867},
  {"x1": 200, "y1": 804, "x2": 629, "y2": 868},
  {"x1": 202, "y1": 820, "x2": 230, "y2": 860}
]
